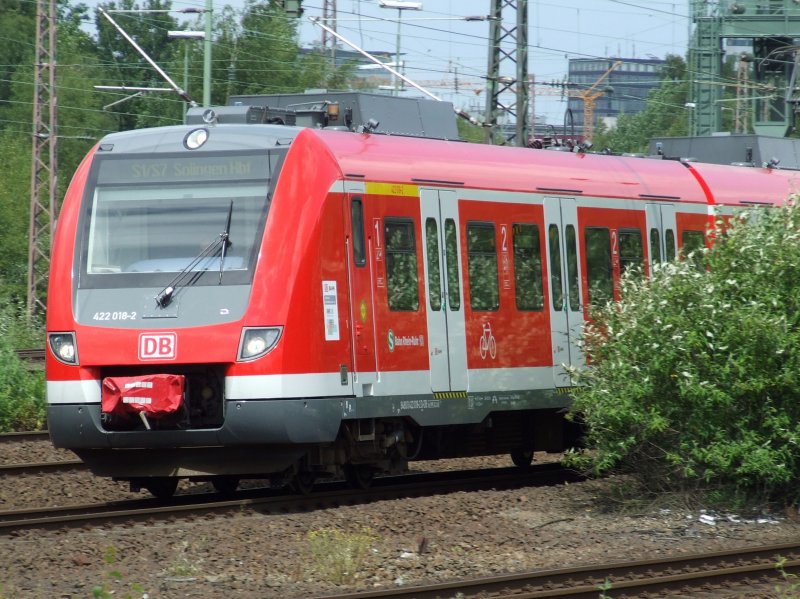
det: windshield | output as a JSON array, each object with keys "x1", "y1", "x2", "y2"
[{"x1": 77, "y1": 151, "x2": 283, "y2": 289}]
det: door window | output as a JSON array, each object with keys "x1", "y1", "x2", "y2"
[
  {"x1": 351, "y1": 198, "x2": 365, "y2": 267},
  {"x1": 565, "y1": 224, "x2": 580, "y2": 311},
  {"x1": 665, "y1": 229, "x2": 676, "y2": 261},
  {"x1": 548, "y1": 225, "x2": 563, "y2": 311},
  {"x1": 425, "y1": 218, "x2": 442, "y2": 311},
  {"x1": 650, "y1": 227, "x2": 661, "y2": 263},
  {"x1": 444, "y1": 219, "x2": 461, "y2": 310}
]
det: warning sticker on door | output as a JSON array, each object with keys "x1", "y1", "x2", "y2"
[{"x1": 322, "y1": 281, "x2": 340, "y2": 341}]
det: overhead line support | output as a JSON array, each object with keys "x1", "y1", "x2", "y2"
[{"x1": 28, "y1": 0, "x2": 58, "y2": 320}]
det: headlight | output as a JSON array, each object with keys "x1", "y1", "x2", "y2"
[
  {"x1": 184, "y1": 128, "x2": 209, "y2": 150},
  {"x1": 48, "y1": 332, "x2": 79, "y2": 365},
  {"x1": 237, "y1": 327, "x2": 282, "y2": 361}
]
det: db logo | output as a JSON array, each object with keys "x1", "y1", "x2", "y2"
[{"x1": 139, "y1": 333, "x2": 177, "y2": 361}]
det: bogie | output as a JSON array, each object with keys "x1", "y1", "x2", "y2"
[
  {"x1": 211, "y1": 476, "x2": 240, "y2": 495},
  {"x1": 141, "y1": 477, "x2": 179, "y2": 500}
]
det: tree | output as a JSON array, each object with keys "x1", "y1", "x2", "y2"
[
  {"x1": 456, "y1": 117, "x2": 485, "y2": 143},
  {"x1": 594, "y1": 55, "x2": 689, "y2": 154},
  {"x1": 570, "y1": 201, "x2": 800, "y2": 504},
  {"x1": 0, "y1": 132, "x2": 35, "y2": 299},
  {"x1": 94, "y1": 0, "x2": 181, "y2": 129},
  {"x1": 0, "y1": 2, "x2": 118, "y2": 303},
  {"x1": 0, "y1": 0, "x2": 36, "y2": 110},
  {"x1": 222, "y1": 1, "x2": 357, "y2": 98}
]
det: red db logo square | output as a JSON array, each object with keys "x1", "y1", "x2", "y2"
[{"x1": 139, "y1": 333, "x2": 177, "y2": 360}]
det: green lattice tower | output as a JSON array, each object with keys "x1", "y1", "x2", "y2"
[
  {"x1": 688, "y1": 1, "x2": 722, "y2": 136},
  {"x1": 484, "y1": 0, "x2": 529, "y2": 146},
  {"x1": 689, "y1": 0, "x2": 800, "y2": 137}
]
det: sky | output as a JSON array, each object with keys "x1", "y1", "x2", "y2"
[{"x1": 94, "y1": 0, "x2": 691, "y2": 124}]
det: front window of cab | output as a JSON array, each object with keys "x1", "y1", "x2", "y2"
[{"x1": 77, "y1": 150, "x2": 283, "y2": 289}]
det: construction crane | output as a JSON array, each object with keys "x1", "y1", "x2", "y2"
[
  {"x1": 573, "y1": 60, "x2": 622, "y2": 140},
  {"x1": 537, "y1": 60, "x2": 622, "y2": 140}
]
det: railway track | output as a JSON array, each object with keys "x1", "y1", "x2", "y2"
[
  {"x1": 310, "y1": 542, "x2": 800, "y2": 599},
  {"x1": 0, "y1": 459, "x2": 85, "y2": 475},
  {"x1": 15, "y1": 347, "x2": 44, "y2": 369},
  {"x1": 2, "y1": 438, "x2": 795, "y2": 597},
  {"x1": 0, "y1": 430, "x2": 83, "y2": 474},
  {"x1": 0, "y1": 430, "x2": 49, "y2": 443},
  {"x1": 0, "y1": 463, "x2": 579, "y2": 532}
]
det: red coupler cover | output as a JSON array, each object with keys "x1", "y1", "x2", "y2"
[{"x1": 101, "y1": 374, "x2": 185, "y2": 418}]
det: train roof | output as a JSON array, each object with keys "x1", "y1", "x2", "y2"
[
  {"x1": 307, "y1": 129, "x2": 700, "y2": 201},
  {"x1": 96, "y1": 123, "x2": 800, "y2": 208},
  {"x1": 307, "y1": 128, "x2": 799, "y2": 206},
  {"x1": 685, "y1": 161, "x2": 800, "y2": 206}
]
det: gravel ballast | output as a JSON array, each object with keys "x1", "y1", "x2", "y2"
[{"x1": 2, "y1": 442, "x2": 799, "y2": 598}]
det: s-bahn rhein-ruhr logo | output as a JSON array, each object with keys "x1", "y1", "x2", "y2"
[{"x1": 139, "y1": 333, "x2": 177, "y2": 361}]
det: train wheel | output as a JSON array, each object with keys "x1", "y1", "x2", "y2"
[
  {"x1": 343, "y1": 464, "x2": 374, "y2": 490},
  {"x1": 291, "y1": 471, "x2": 316, "y2": 495},
  {"x1": 211, "y1": 476, "x2": 240, "y2": 495},
  {"x1": 511, "y1": 448, "x2": 534, "y2": 468},
  {"x1": 144, "y1": 477, "x2": 179, "y2": 499}
]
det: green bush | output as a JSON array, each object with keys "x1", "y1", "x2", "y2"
[
  {"x1": 0, "y1": 350, "x2": 45, "y2": 431},
  {"x1": 0, "y1": 292, "x2": 45, "y2": 432},
  {"x1": 569, "y1": 201, "x2": 800, "y2": 503}
]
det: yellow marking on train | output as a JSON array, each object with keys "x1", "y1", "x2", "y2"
[
  {"x1": 556, "y1": 387, "x2": 573, "y2": 394},
  {"x1": 433, "y1": 391, "x2": 468, "y2": 399},
  {"x1": 366, "y1": 182, "x2": 420, "y2": 197}
]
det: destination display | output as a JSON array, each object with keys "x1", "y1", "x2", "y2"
[{"x1": 96, "y1": 153, "x2": 270, "y2": 185}]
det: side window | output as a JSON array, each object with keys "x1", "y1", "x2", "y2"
[
  {"x1": 619, "y1": 229, "x2": 644, "y2": 276},
  {"x1": 682, "y1": 230, "x2": 705, "y2": 252},
  {"x1": 585, "y1": 227, "x2": 613, "y2": 305},
  {"x1": 548, "y1": 225, "x2": 563, "y2": 311},
  {"x1": 444, "y1": 219, "x2": 461, "y2": 310},
  {"x1": 565, "y1": 224, "x2": 580, "y2": 311},
  {"x1": 512, "y1": 223, "x2": 544, "y2": 311},
  {"x1": 385, "y1": 219, "x2": 419, "y2": 311},
  {"x1": 467, "y1": 222, "x2": 499, "y2": 311},
  {"x1": 681, "y1": 230, "x2": 705, "y2": 269},
  {"x1": 665, "y1": 229, "x2": 676, "y2": 261},
  {"x1": 351, "y1": 197, "x2": 365, "y2": 267},
  {"x1": 425, "y1": 218, "x2": 442, "y2": 311},
  {"x1": 650, "y1": 228, "x2": 661, "y2": 264}
]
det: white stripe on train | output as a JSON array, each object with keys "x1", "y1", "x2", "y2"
[{"x1": 46, "y1": 366, "x2": 557, "y2": 404}]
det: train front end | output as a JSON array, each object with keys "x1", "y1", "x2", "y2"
[{"x1": 45, "y1": 123, "x2": 306, "y2": 493}]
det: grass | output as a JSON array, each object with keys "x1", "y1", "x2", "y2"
[{"x1": 307, "y1": 527, "x2": 378, "y2": 585}]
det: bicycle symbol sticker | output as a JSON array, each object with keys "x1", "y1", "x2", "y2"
[{"x1": 479, "y1": 322, "x2": 497, "y2": 360}]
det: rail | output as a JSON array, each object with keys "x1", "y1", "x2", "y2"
[
  {"x1": 0, "y1": 464, "x2": 579, "y2": 532},
  {"x1": 14, "y1": 348, "x2": 45, "y2": 369}
]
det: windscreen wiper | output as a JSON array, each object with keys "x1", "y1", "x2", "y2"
[
  {"x1": 218, "y1": 199, "x2": 233, "y2": 284},
  {"x1": 154, "y1": 202, "x2": 234, "y2": 308}
]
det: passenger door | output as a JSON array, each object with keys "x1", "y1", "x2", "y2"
[
  {"x1": 344, "y1": 189, "x2": 378, "y2": 394},
  {"x1": 420, "y1": 188, "x2": 468, "y2": 392},
  {"x1": 543, "y1": 197, "x2": 584, "y2": 387},
  {"x1": 645, "y1": 203, "x2": 677, "y2": 270}
]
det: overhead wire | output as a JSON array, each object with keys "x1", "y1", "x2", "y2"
[{"x1": 1, "y1": 0, "x2": 754, "y2": 129}]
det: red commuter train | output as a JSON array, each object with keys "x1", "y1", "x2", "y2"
[{"x1": 45, "y1": 114, "x2": 800, "y2": 497}]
